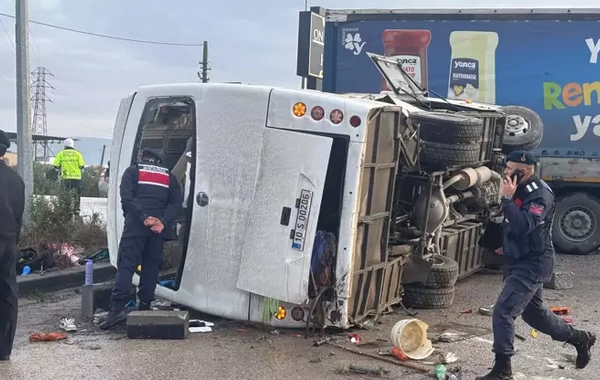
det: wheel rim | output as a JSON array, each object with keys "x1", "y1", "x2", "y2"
[
  {"x1": 505, "y1": 114, "x2": 530, "y2": 137},
  {"x1": 559, "y1": 206, "x2": 597, "y2": 242}
]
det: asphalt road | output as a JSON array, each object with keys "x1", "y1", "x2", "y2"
[{"x1": 2, "y1": 254, "x2": 599, "y2": 380}]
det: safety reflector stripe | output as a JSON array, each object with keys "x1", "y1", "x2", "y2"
[
  {"x1": 138, "y1": 170, "x2": 169, "y2": 188},
  {"x1": 531, "y1": 182, "x2": 539, "y2": 190}
]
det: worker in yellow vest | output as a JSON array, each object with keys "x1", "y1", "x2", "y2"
[{"x1": 53, "y1": 138, "x2": 85, "y2": 214}]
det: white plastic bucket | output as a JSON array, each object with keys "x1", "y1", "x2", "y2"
[{"x1": 390, "y1": 318, "x2": 434, "y2": 360}]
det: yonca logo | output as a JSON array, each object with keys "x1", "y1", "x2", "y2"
[
  {"x1": 398, "y1": 58, "x2": 418, "y2": 65},
  {"x1": 344, "y1": 32, "x2": 366, "y2": 56},
  {"x1": 454, "y1": 60, "x2": 477, "y2": 70}
]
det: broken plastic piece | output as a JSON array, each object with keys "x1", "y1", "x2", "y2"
[
  {"x1": 460, "y1": 309, "x2": 473, "y2": 314},
  {"x1": 550, "y1": 306, "x2": 570, "y2": 315},
  {"x1": 349, "y1": 333, "x2": 361, "y2": 344},
  {"x1": 390, "y1": 346, "x2": 408, "y2": 361},
  {"x1": 29, "y1": 332, "x2": 68, "y2": 342},
  {"x1": 531, "y1": 329, "x2": 538, "y2": 338}
]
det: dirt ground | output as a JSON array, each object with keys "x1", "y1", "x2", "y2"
[{"x1": 1, "y1": 254, "x2": 599, "y2": 380}]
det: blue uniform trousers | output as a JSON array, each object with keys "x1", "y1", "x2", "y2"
[
  {"x1": 112, "y1": 235, "x2": 164, "y2": 304},
  {"x1": 493, "y1": 271, "x2": 573, "y2": 356}
]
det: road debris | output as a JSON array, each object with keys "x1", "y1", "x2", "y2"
[
  {"x1": 550, "y1": 306, "x2": 570, "y2": 315},
  {"x1": 390, "y1": 346, "x2": 407, "y2": 361},
  {"x1": 29, "y1": 332, "x2": 69, "y2": 342},
  {"x1": 328, "y1": 342, "x2": 434, "y2": 374},
  {"x1": 531, "y1": 329, "x2": 539, "y2": 338},
  {"x1": 478, "y1": 305, "x2": 494, "y2": 316},
  {"x1": 429, "y1": 322, "x2": 491, "y2": 343},
  {"x1": 313, "y1": 336, "x2": 331, "y2": 347},
  {"x1": 189, "y1": 319, "x2": 214, "y2": 333},
  {"x1": 336, "y1": 364, "x2": 390, "y2": 377},
  {"x1": 349, "y1": 333, "x2": 361, "y2": 344},
  {"x1": 459, "y1": 309, "x2": 473, "y2": 314},
  {"x1": 59, "y1": 317, "x2": 77, "y2": 332},
  {"x1": 390, "y1": 319, "x2": 434, "y2": 360},
  {"x1": 515, "y1": 333, "x2": 527, "y2": 341}
]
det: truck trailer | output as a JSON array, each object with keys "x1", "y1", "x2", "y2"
[{"x1": 320, "y1": 8, "x2": 600, "y2": 255}]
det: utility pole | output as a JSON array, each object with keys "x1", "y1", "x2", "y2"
[
  {"x1": 31, "y1": 67, "x2": 54, "y2": 158},
  {"x1": 15, "y1": 0, "x2": 33, "y2": 224},
  {"x1": 198, "y1": 41, "x2": 210, "y2": 83}
]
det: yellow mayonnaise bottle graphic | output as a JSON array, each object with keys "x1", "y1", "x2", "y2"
[{"x1": 447, "y1": 31, "x2": 499, "y2": 104}]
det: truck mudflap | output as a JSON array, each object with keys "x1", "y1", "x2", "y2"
[{"x1": 347, "y1": 109, "x2": 407, "y2": 325}]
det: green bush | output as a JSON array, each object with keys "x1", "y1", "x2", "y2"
[{"x1": 20, "y1": 185, "x2": 108, "y2": 254}]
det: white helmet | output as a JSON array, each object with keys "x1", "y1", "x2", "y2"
[{"x1": 64, "y1": 138, "x2": 75, "y2": 148}]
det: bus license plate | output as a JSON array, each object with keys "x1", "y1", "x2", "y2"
[{"x1": 292, "y1": 189, "x2": 313, "y2": 251}]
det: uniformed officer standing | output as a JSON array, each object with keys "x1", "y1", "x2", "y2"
[
  {"x1": 53, "y1": 138, "x2": 86, "y2": 214},
  {"x1": 100, "y1": 148, "x2": 182, "y2": 330},
  {"x1": 477, "y1": 151, "x2": 595, "y2": 380},
  {"x1": 0, "y1": 129, "x2": 25, "y2": 361}
]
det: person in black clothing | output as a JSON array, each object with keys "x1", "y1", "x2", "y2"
[
  {"x1": 477, "y1": 151, "x2": 595, "y2": 380},
  {"x1": 0, "y1": 129, "x2": 25, "y2": 361},
  {"x1": 100, "y1": 148, "x2": 182, "y2": 330}
]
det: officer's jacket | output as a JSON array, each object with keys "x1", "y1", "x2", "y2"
[
  {"x1": 120, "y1": 162, "x2": 183, "y2": 238},
  {"x1": 501, "y1": 176, "x2": 555, "y2": 281},
  {"x1": 53, "y1": 147, "x2": 85, "y2": 180}
]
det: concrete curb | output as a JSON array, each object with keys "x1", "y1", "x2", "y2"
[{"x1": 17, "y1": 262, "x2": 116, "y2": 296}]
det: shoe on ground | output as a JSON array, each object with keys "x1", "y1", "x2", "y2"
[
  {"x1": 59, "y1": 317, "x2": 77, "y2": 332},
  {"x1": 98, "y1": 310, "x2": 127, "y2": 330},
  {"x1": 476, "y1": 355, "x2": 513, "y2": 380},
  {"x1": 568, "y1": 330, "x2": 596, "y2": 369}
]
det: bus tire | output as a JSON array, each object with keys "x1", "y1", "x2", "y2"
[
  {"x1": 402, "y1": 284, "x2": 455, "y2": 309},
  {"x1": 410, "y1": 111, "x2": 484, "y2": 144},
  {"x1": 421, "y1": 141, "x2": 481, "y2": 167},
  {"x1": 553, "y1": 192, "x2": 600, "y2": 255},
  {"x1": 423, "y1": 255, "x2": 459, "y2": 288},
  {"x1": 500, "y1": 106, "x2": 543, "y2": 153}
]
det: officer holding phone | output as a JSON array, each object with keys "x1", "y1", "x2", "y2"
[{"x1": 477, "y1": 150, "x2": 595, "y2": 380}]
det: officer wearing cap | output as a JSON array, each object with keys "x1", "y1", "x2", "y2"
[
  {"x1": 477, "y1": 150, "x2": 596, "y2": 380},
  {"x1": 100, "y1": 148, "x2": 183, "y2": 330},
  {"x1": 0, "y1": 129, "x2": 25, "y2": 361}
]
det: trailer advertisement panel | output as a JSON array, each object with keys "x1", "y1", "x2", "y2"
[{"x1": 323, "y1": 19, "x2": 600, "y2": 157}]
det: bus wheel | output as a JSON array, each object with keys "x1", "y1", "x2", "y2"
[
  {"x1": 402, "y1": 284, "x2": 455, "y2": 309},
  {"x1": 422, "y1": 255, "x2": 459, "y2": 288},
  {"x1": 553, "y1": 192, "x2": 600, "y2": 255}
]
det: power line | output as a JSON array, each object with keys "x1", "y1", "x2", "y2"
[{"x1": 0, "y1": 12, "x2": 205, "y2": 47}]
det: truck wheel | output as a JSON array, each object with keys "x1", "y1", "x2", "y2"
[
  {"x1": 402, "y1": 284, "x2": 455, "y2": 309},
  {"x1": 421, "y1": 141, "x2": 480, "y2": 167},
  {"x1": 553, "y1": 192, "x2": 600, "y2": 255},
  {"x1": 500, "y1": 106, "x2": 543, "y2": 153},
  {"x1": 410, "y1": 111, "x2": 484, "y2": 144},
  {"x1": 423, "y1": 255, "x2": 459, "y2": 288}
]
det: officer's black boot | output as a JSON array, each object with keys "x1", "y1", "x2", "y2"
[
  {"x1": 99, "y1": 300, "x2": 127, "y2": 330},
  {"x1": 567, "y1": 329, "x2": 596, "y2": 369},
  {"x1": 475, "y1": 355, "x2": 513, "y2": 380},
  {"x1": 137, "y1": 301, "x2": 151, "y2": 311}
]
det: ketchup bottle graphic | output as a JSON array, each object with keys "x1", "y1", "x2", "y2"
[{"x1": 382, "y1": 29, "x2": 432, "y2": 90}]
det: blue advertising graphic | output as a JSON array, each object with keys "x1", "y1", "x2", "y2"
[{"x1": 323, "y1": 20, "x2": 600, "y2": 157}]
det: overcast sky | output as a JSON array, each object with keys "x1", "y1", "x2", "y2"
[{"x1": 0, "y1": 0, "x2": 595, "y2": 138}]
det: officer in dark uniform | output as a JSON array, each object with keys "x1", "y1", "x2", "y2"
[
  {"x1": 0, "y1": 129, "x2": 25, "y2": 361},
  {"x1": 477, "y1": 150, "x2": 595, "y2": 380},
  {"x1": 100, "y1": 148, "x2": 183, "y2": 330}
]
